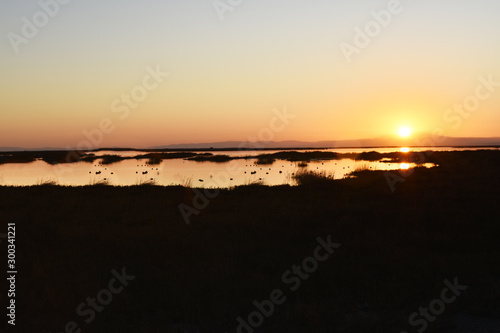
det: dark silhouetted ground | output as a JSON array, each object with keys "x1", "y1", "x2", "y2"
[{"x1": 0, "y1": 150, "x2": 499, "y2": 332}]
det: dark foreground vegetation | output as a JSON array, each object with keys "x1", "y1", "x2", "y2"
[{"x1": 0, "y1": 151, "x2": 499, "y2": 332}]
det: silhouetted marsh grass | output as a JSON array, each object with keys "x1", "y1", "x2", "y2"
[
  {"x1": 1, "y1": 150, "x2": 499, "y2": 332},
  {"x1": 0, "y1": 150, "x2": 97, "y2": 165},
  {"x1": 0, "y1": 151, "x2": 37, "y2": 164},
  {"x1": 353, "y1": 162, "x2": 372, "y2": 172},
  {"x1": 100, "y1": 154, "x2": 124, "y2": 165},
  {"x1": 146, "y1": 155, "x2": 162, "y2": 165},
  {"x1": 35, "y1": 178, "x2": 58, "y2": 186},
  {"x1": 256, "y1": 156, "x2": 276, "y2": 165},
  {"x1": 135, "y1": 152, "x2": 198, "y2": 161},
  {"x1": 0, "y1": 149, "x2": 461, "y2": 168},
  {"x1": 354, "y1": 151, "x2": 383, "y2": 161},
  {"x1": 243, "y1": 178, "x2": 267, "y2": 186},
  {"x1": 292, "y1": 168, "x2": 335, "y2": 185},
  {"x1": 88, "y1": 178, "x2": 111, "y2": 186},
  {"x1": 135, "y1": 179, "x2": 158, "y2": 186},
  {"x1": 179, "y1": 176, "x2": 193, "y2": 188},
  {"x1": 255, "y1": 151, "x2": 339, "y2": 162},
  {"x1": 187, "y1": 154, "x2": 233, "y2": 163}
]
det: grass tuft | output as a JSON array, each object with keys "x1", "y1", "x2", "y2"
[
  {"x1": 36, "y1": 178, "x2": 58, "y2": 186},
  {"x1": 88, "y1": 178, "x2": 111, "y2": 186},
  {"x1": 292, "y1": 169, "x2": 335, "y2": 186},
  {"x1": 135, "y1": 179, "x2": 158, "y2": 186}
]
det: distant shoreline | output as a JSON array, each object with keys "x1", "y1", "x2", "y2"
[{"x1": 1, "y1": 145, "x2": 499, "y2": 153}]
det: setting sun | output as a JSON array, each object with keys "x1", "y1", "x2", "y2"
[{"x1": 398, "y1": 126, "x2": 412, "y2": 138}]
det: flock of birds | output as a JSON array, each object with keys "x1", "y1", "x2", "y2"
[
  {"x1": 195, "y1": 162, "x2": 352, "y2": 183},
  {"x1": 89, "y1": 163, "x2": 160, "y2": 182},
  {"x1": 196, "y1": 164, "x2": 288, "y2": 182},
  {"x1": 88, "y1": 160, "x2": 367, "y2": 184}
]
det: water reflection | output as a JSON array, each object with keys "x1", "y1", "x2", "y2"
[
  {"x1": 0, "y1": 153, "x2": 435, "y2": 187},
  {"x1": 400, "y1": 163, "x2": 411, "y2": 170}
]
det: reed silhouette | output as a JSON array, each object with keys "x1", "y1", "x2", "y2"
[{"x1": 0, "y1": 150, "x2": 499, "y2": 332}]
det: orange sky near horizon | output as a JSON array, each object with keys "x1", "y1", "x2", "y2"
[{"x1": 1, "y1": 0, "x2": 500, "y2": 148}]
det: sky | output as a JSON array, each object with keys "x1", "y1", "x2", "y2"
[{"x1": 1, "y1": 0, "x2": 500, "y2": 149}]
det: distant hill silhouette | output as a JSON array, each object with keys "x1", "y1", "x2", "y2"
[
  {"x1": 1, "y1": 135, "x2": 499, "y2": 152},
  {"x1": 0, "y1": 147, "x2": 68, "y2": 152},
  {"x1": 151, "y1": 135, "x2": 500, "y2": 149}
]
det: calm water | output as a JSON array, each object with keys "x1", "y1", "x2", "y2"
[{"x1": 0, "y1": 147, "x2": 494, "y2": 187}]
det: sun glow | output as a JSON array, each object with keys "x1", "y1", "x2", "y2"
[
  {"x1": 400, "y1": 147, "x2": 410, "y2": 153},
  {"x1": 400, "y1": 163, "x2": 410, "y2": 170},
  {"x1": 398, "y1": 126, "x2": 412, "y2": 138}
]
